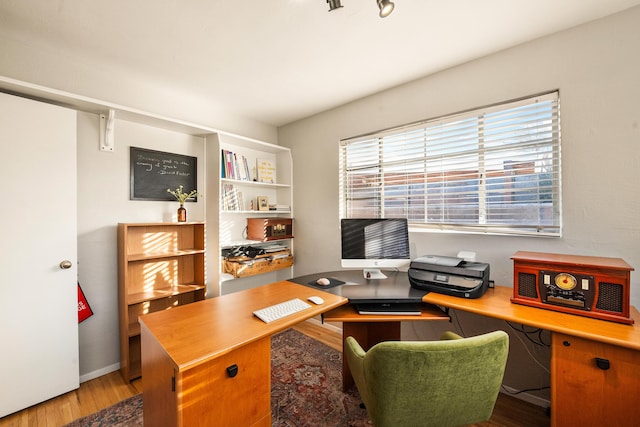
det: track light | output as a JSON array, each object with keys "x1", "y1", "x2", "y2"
[
  {"x1": 327, "y1": 0, "x2": 343, "y2": 11},
  {"x1": 326, "y1": 0, "x2": 395, "y2": 18},
  {"x1": 377, "y1": 0, "x2": 394, "y2": 17}
]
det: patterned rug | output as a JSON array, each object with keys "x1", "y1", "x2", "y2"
[
  {"x1": 65, "y1": 328, "x2": 371, "y2": 426},
  {"x1": 271, "y1": 329, "x2": 370, "y2": 426}
]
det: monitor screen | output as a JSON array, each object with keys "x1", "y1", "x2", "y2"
[{"x1": 340, "y1": 218, "x2": 410, "y2": 279}]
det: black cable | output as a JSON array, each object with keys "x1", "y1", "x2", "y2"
[
  {"x1": 449, "y1": 310, "x2": 551, "y2": 402},
  {"x1": 501, "y1": 384, "x2": 550, "y2": 395},
  {"x1": 506, "y1": 321, "x2": 550, "y2": 347}
]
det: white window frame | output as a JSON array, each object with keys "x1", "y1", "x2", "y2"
[{"x1": 339, "y1": 91, "x2": 562, "y2": 237}]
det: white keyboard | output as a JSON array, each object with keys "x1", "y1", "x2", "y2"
[{"x1": 253, "y1": 298, "x2": 312, "y2": 323}]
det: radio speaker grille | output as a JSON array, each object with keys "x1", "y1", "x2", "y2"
[
  {"x1": 517, "y1": 272, "x2": 538, "y2": 298},
  {"x1": 596, "y1": 282, "x2": 623, "y2": 313}
]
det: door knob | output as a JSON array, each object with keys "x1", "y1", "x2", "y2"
[{"x1": 59, "y1": 260, "x2": 73, "y2": 269}]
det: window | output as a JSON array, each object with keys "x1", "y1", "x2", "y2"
[{"x1": 339, "y1": 91, "x2": 561, "y2": 237}]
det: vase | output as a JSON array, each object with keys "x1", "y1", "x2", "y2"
[{"x1": 177, "y1": 204, "x2": 187, "y2": 222}]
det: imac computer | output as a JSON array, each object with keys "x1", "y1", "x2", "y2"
[{"x1": 340, "y1": 218, "x2": 410, "y2": 279}]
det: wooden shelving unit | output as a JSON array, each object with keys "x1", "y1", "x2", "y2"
[
  {"x1": 117, "y1": 222, "x2": 206, "y2": 381},
  {"x1": 206, "y1": 133, "x2": 294, "y2": 296}
]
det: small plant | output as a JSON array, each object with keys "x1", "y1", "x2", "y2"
[{"x1": 167, "y1": 185, "x2": 200, "y2": 204}]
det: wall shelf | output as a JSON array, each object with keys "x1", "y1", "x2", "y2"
[{"x1": 221, "y1": 178, "x2": 290, "y2": 189}]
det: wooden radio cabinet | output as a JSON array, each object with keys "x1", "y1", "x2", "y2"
[
  {"x1": 246, "y1": 217, "x2": 293, "y2": 241},
  {"x1": 511, "y1": 251, "x2": 634, "y2": 324}
]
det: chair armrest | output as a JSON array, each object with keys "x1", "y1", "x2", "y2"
[
  {"x1": 440, "y1": 330, "x2": 463, "y2": 340},
  {"x1": 344, "y1": 336, "x2": 371, "y2": 406},
  {"x1": 345, "y1": 336, "x2": 366, "y2": 358}
]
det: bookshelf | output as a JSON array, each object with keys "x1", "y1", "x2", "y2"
[
  {"x1": 117, "y1": 222, "x2": 206, "y2": 381},
  {"x1": 206, "y1": 133, "x2": 294, "y2": 296}
]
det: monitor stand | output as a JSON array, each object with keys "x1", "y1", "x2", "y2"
[{"x1": 363, "y1": 269, "x2": 387, "y2": 280}]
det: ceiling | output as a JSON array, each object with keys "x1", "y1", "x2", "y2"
[{"x1": 1, "y1": 0, "x2": 640, "y2": 127}]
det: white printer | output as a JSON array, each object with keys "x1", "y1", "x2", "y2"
[{"x1": 408, "y1": 255, "x2": 490, "y2": 299}]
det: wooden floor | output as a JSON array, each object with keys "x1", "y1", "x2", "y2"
[
  {"x1": 0, "y1": 371, "x2": 142, "y2": 427},
  {"x1": 0, "y1": 320, "x2": 549, "y2": 427}
]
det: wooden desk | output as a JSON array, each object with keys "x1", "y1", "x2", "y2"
[
  {"x1": 139, "y1": 280, "x2": 347, "y2": 427},
  {"x1": 323, "y1": 303, "x2": 450, "y2": 391},
  {"x1": 423, "y1": 286, "x2": 640, "y2": 426},
  {"x1": 140, "y1": 273, "x2": 640, "y2": 426}
]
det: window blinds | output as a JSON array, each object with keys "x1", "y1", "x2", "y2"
[{"x1": 339, "y1": 91, "x2": 561, "y2": 236}]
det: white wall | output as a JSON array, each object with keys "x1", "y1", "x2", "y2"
[
  {"x1": 76, "y1": 114, "x2": 207, "y2": 379},
  {"x1": 279, "y1": 7, "x2": 640, "y2": 404},
  {"x1": 0, "y1": 32, "x2": 277, "y2": 144}
]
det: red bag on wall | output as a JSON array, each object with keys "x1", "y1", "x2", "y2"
[{"x1": 77, "y1": 283, "x2": 94, "y2": 323}]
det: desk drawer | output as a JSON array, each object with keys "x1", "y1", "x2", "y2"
[
  {"x1": 179, "y1": 337, "x2": 271, "y2": 426},
  {"x1": 551, "y1": 333, "x2": 640, "y2": 426}
]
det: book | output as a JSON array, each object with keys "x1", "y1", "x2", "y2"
[
  {"x1": 222, "y1": 183, "x2": 244, "y2": 211},
  {"x1": 269, "y1": 204, "x2": 291, "y2": 212},
  {"x1": 221, "y1": 151, "x2": 226, "y2": 178},
  {"x1": 256, "y1": 158, "x2": 276, "y2": 183},
  {"x1": 221, "y1": 149, "x2": 253, "y2": 181}
]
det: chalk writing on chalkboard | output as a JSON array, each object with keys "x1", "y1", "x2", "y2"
[{"x1": 130, "y1": 147, "x2": 198, "y2": 201}]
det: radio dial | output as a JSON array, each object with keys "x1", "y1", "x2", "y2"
[{"x1": 555, "y1": 273, "x2": 577, "y2": 290}]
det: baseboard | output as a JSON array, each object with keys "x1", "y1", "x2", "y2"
[
  {"x1": 500, "y1": 384, "x2": 550, "y2": 408},
  {"x1": 305, "y1": 316, "x2": 343, "y2": 334},
  {"x1": 80, "y1": 362, "x2": 120, "y2": 384}
]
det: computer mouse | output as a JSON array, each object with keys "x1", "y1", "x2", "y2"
[
  {"x1": 316, "y1": 278, "x2": 331, "y2": 286},
  {"x1": 307, "y1": 296, "x2": 324, "y2": 305}
]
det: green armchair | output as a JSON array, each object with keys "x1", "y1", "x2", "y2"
[{"x1": 344, "y1": 330, "x2": 509, "y2": 427}]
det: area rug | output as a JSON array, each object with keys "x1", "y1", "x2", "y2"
[
  {"x1": 271, "y1": 329, "x2": 370, "y2": 426},
  {"x1": 65, "y1": 328, "x2": 371, "y2": 426}
]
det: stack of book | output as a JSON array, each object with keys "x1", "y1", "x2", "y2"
[
  {"x1": 222, "y1": 183, "x2": 244, "y2": 211},
  {"x1": 221, "y1": 149, "x2": 253, "y2": 181},
  {"x1": 268, "y1": 204, "x2": 291, "y2": 212},
  {"x1": 261, "y1": 242, "x2": 290, "y2": 253}
]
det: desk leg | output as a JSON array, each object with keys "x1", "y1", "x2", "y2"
[{"x1": 341, "y1": 321, "x2": 402, "y2": 392}]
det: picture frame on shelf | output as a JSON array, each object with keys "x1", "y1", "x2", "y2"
[
  {"x1": 256, "y1": 158, "x2": 276, "y2": 183},
  {"x1": 257, "y1": 196, "x2": 269, "y2": 211}
]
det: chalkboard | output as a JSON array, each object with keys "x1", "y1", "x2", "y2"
[{"x1": 130, "y1": 147, "x2": 198, "y2": 201}]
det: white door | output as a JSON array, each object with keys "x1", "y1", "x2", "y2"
[{"x1": 0, "y1": 92, "x2": 78, "y2": 417}]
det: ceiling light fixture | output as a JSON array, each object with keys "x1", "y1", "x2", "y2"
[
  {"x1": 377, "y1": 0, "x2": 394, "y2": 17},
  {"x1": 327, "y1": 0, "x2": 343, "y2": 11},
  {"x1": 326, "y1": 0, "x2": 395, "y2": 18}
]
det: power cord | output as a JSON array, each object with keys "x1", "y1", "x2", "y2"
[{"x1": 506, "y1": 321, "x2": 551, "y2": 347}]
